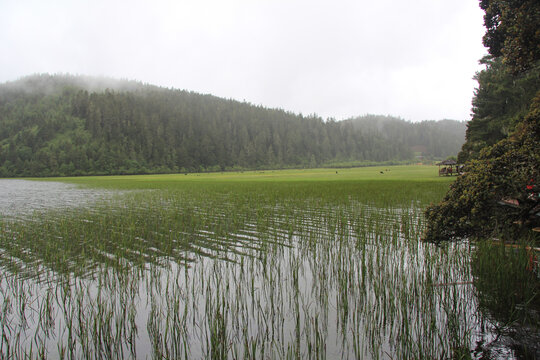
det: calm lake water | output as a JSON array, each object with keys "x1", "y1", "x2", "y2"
[
  {"x1": 0, "y1": 180, "x2": 537, "y2": 359},
  {"x1": 0, "y1": 179, "x2": 119, "y2": 219}
]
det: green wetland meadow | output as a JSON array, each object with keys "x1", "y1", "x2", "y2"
[{"x1": 0, "y1": 166, "x2": 538, "y2": 359}]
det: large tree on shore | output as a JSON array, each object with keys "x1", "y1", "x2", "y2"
[
  {"x1": 424, "y1": 0, "x2": 540, "y2": 242},
  {"x1": 480, "y1": 0, "x2": 540, "y2": 73}
]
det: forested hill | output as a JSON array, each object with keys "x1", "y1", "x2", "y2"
[
  {"x1": 0, "y1": 74, "x2": 466, "y2": 177},
  {"x1": 345, "y1": 115, "x2": 466, "y2": 160}
]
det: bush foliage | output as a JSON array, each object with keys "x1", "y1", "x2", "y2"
[{"x1": 424, "y1": 95, "x2": 540, "y2": 242}]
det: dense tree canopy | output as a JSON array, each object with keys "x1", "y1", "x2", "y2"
[
  {"x1": 425, "y1": 96, "x2": 540, "y2": 242},
  {"x1": 480, "y1": 0, "x2": 540, "y2": 73},
  {"x1": 459, "y1": 56, "x2": 540, "y2": 162},
  {"x1": 424, "y1": 1, "x2": 540, "y2": 242},
  {"x1": 0, "y1": 74, "x2": 465, "y2": 177}
]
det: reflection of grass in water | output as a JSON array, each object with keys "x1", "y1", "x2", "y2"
[
  {"x1": 1, "y1": 169, "x2": 453, "y2": 278},
  {"x1": 1, "y1": 166, "x2": 534, "y2": 358},
  {"x1": 471, "y1": 240, "x2": 540, "y2": 357}
]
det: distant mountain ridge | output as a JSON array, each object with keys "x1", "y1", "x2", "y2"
[
  {"x1": 0, "y1": 74, "x2": 466, "y2": 177},
  {"x1": 345, "y1": 115, "x2": 466, "y2": 160}
]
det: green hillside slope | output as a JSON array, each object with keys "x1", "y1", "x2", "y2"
[{"x1": 0, "y1": 74, "x2": 466, "y2": 177}]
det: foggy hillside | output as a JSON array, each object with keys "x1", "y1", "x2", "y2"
[
  {"x1": 346, "y1": 115, "x2": 466, "y2": 159},
  {"x1": 0, "y1": 74, "x2": 148, "y2": 97},
  {"x1": 0, "y1": 74, "x2": 466, "y2": 177}
]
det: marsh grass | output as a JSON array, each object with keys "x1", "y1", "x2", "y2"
[{"x1": 0, "y1": 166, "x2": 537, "y2": 358}]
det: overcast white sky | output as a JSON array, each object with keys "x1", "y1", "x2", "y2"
[{"x1": 0, "y1": 0, "x2": 487, "y2": 122}]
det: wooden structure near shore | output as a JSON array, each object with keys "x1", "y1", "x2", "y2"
[{"x1": 437, "y1": 159, "x2": 462, "y2": 176}]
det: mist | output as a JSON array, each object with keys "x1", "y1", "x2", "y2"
[{"x1": 0, "y1": 0, "x2": 486, "y2": 121}]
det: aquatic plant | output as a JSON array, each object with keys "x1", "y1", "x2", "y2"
[{"x1": 0, "y1": 166, "x2": 535, "y2": 358}]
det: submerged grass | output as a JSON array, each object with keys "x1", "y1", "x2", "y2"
[{"x1": 0, "y1": 165, "x2": 537, "y2": 358}]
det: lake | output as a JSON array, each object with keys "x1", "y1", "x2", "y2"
[{"x1": 0, "y1": 170, "x2": 537, "y2": 359}]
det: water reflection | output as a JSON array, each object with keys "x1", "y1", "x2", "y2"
[
  {"x1": 0, "y1": 183, "x2": 537, "y2": 359},
  {"x1": 0, "y1": 179, "x2": 119, "y2": 220},
  {"x1": 471, "y1": 242, "x2": 540, "y2": 359}
]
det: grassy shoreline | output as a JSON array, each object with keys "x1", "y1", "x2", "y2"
[
  {"x1": 3, "y1": 165, "x2": 535, "y2": 359},
  {"x1": 32, "y1": 165, "x2": 455, "y2": 188}
]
